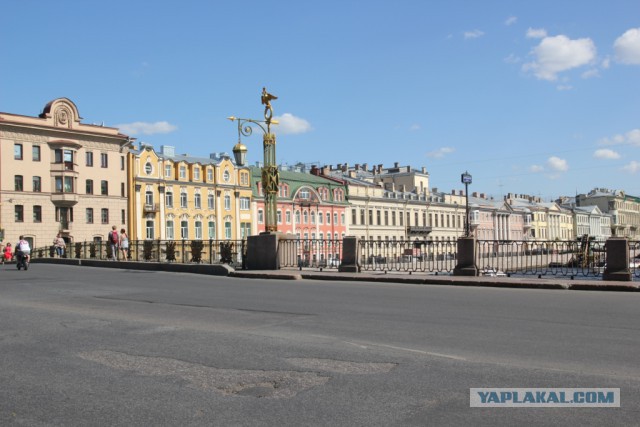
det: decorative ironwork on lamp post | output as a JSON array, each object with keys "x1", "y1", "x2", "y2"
[
  {"x1": 228, "y1": 87, "x2": 280, "y2": 233},
  {"x1": 461, "y1": 171, "x2": 472, "y2": 237}
]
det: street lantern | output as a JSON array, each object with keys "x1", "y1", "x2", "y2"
[
  {"x1": 461, "y1": 171, "x2": 472, "y2": 237},
  {"x1": 228, "y1": 87, "x2": 280, "y2": 233}
]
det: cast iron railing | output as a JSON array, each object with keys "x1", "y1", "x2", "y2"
[{"x1": 277, "y1": 239, "x2": 343, "y2": 269}]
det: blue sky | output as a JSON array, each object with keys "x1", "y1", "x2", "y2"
[{"x1": 2, "y1": 1, "x2": 639, "y2": 200}]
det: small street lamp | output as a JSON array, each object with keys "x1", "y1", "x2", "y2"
[
  {"x1": 461, "y1": 171, "x2": 472, "y2": 237},
  {"x1": 228, "y1": 87, "x2": 280, "y2": 233}
]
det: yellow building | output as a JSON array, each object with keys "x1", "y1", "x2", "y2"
[{"x1": 129, "y1": 144, "x2": 252, "y2": 242}]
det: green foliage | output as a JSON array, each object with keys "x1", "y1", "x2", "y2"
[
  {"x1": 165, "y1": 241, "x2": 176, "y2": 262},
  {"x1": 143, "y1": 241, "x2": 154, "y2": 261}
]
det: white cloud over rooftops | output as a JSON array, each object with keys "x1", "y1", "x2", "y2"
[
  {"x1": 116, "y1": 121, "x2": 178, "y2": 135},
  {"x1": 426, "y1": 147, "x2": 454, "y2": 159},
  {"x1": 547, "y1": 156, "x2": 568, "y2": 172},
  {"x1": 523, "y1": 35, "x2": 596, "y2": 81},
  {"x1": 614, "y1": 27, "x2": 640, "y2": 64},
  {"x1": 273, "y1": 113, "x2": 312, "y2": 135},
  {"x1": 526, "y1": 28, "x2": 547, "y2": 39}
]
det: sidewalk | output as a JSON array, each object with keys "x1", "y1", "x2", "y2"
[{"x1": 31, "y1": 258, "x2": 640, "y2": 292}]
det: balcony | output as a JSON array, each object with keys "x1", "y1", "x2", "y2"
[
  {"x1": 51, "y1": 192, "x2": 79, "y2": 206},
  {"x1": 407, "y1": 226, "x2": 432, "y2": 235},
  {"x1": 143, "y1": 203, "x2": 159, "y2": 213}
]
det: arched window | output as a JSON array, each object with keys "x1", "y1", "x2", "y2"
[
  {"x1": 303, "y1": 211, "x2": 308, "y2": 224},
  {"x1": 295, "y1": 210, "x2": 301, "y2": 224}
]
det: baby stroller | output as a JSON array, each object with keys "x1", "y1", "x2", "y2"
[{"x1": 15, "y1": 248, "x2": 28, "y2": 270}]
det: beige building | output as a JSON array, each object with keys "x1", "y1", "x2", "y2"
[
  {"x1": 129, "y1": 144, "x2": 252, "y2": 242},
  {"x1": 0, "y1": 98, "x2": 131, "y2": 249}
]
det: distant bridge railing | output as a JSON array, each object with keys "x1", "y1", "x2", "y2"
[
  {"x1": 31, "y1": 239, "x2": 246, "y2": 266},
  {"x1": 277, "y1": 238, "x2": 343, "y2": 269}
]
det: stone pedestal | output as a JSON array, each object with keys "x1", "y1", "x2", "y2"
[
  {"x1": 603, "y1": 237, "x2": 632, "y2": 281},
  {"x1": 245, "y1": 232, "x2": 296, "y2": 270},
  {"x1": 453, "y1": 237, "x2": 478, "y2": 276},
  {"x1": 339, "y1": 236, "x2": 360, "y2": 273}
]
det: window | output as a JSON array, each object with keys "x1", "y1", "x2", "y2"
[
  {"x1": 15, "y1": 205, "x2": 24, "y2": 222},
  {"x1": 341, "y1": 213, "x2": 345, "y2": 225},
  {"x1": 33, "y1": 176, "x2": 41, "y2": 192},
  {"x1": 277, "y1": 210, "x2": 282, "y2": 224},
  {"x1": 208, "y1": 221, "x2": 216, "y2": 239},
  {"x1": 15, "y1": 175, "x2": 23, "y2": 191},
  {"x1": 14, "y1": 143, "x2": 23, "y2": 160},
  {"x1": 286, "y1": 210, "x2": 291, "y2": 224},
  {"x1": 100, "y1": 153, "x2": 108, "y2": 168},
  {"x1": 86, "y1": 179, "x2": 94, "y2": 194},
  {"x1": 145, "y1": 190, "x2": 154, "y2": 206},
  {"x1": 377, "y1": 211, "x2": 381, "y2": 225},
  {"x1": 223, "y1": 169, "x2": 230, "y2": 182},
  {"x1": 224, "y1": 194, "x2": 231, "y2": 210},
  {"x1": 194, "y1": 168, "x2": 200, "y2": 181},
  {"x1": 352, "y1": 209, "x2": 357, "y2": 225},
  {"x1": 101, "y1": 180, "x2": 108, "y2": 195},
  {"x1": 195, "y1": 221, "x2": 203, "y2": 239},
  {"x1": 240, "y1": 222, "x2": 251, "y2": 238},
  {"x1": 101, "y1": 208, "x2": 109, "y2": 224},
  {"x1": 208, "y1": 194, "x2": 214, "y2": 209},
  {"x1": 166, "y1": 191, "x2": 173, "y2": 208},
  {"x1": 181, "y1": 220, "x2": 188, "y2": 239},
  {"x1": 166, "y1": 221, "x2": 175, "y2": 240},
  {"x1": 121, "y1": 183, "x2": 125, "y2": 197},
  {"x1": 258, "y1": 209, "x2": 264, "y2": 223},
  {"x1": 32, "y1": 145, "x2": 41, "y2": 161},
  {"x1": 86, "y1": 208, "x2": 94, "y2": 223},
  {"x1": 318, "y1": 211, "x2": 323, "y2": 224},
  {"x1": 207, "y1": 168, "x2": 213, "y2": 181},
  {"x1": 64, "y1": 177, "x2": 73, "y2": 193},
  {"x1": 146, "y1": 219, "x2": 154, "y2": 239},
  {"x1": 334, "y1": 212, "x2": 339, "y2": 225},
  {"x1": 86, "y1": 151, "x2": 93, "y2": 166},
  {"x1": 120, "y1": 156, "x2": 125, "y2": 170},
  {"x1": 384, "y1": 211, "x2": 389, "y2": 226},
  {"x1": 180, "y1": 192, "x2": 187, "y2": 208},
  {"x1": 194, "y1": 193, "x2": 201, "y2": 209},
  {"x1": 311, "y1": 211, "x2": 316, "y2": 224},
  {"x1": 303, "y1": 211, "x2": 308, "y2": 224},
  {"x1": 295, "y1": 210, "x2": 300, "y2": 224},
  {"x1": 240, "y1": 197, "x2": 250, "y2": 210},
  {"x1": 240, "y1": 172, "x2": 249, "y2": 186},
  {"x1": 33, "y1": 205, "x2": 42, "y2": 222},
  {"x1": 165, "y1": 164, "x2": 172, "y2": 178},
  {"x1": 300, "y1": 189, "x2": 310, "y2": 199},
  {"x1": 327, "y1": 212, "x2": 331, "y2": 224},
  {"x1": 225, "y1": 221, "x2": 232, "y2": 239},
  {"x1": 145, "y1": 163, "x2": 153, "y2": 175},
  {"x1": 179, "y1": 166, "x2": 186, "y2": 179}
]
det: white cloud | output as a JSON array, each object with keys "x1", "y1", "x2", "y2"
[
  {"x1": 556, "y1": 84, "x2": 573, "y2": 91},
  {"x1": 529, "y1": 165, "x2": 544, "y2": 173},
  {"x1": 601, "y1": 57, "x2": 611, "y2": 69},
  {"x1": 547, "y1": 156, "x2": 568, "y2": 172},
  {"x1": 581, "y1": 69, "x2": 600, "y2": 79},
  {"x1": 504, "y1": 53, "x2": 521, "y2": 64},
  {"x1": 505, "y1": 16, "x2": 517, "y2": 26},
  {"x1": 409, "y1": 124, "x2": 421, "y2": 131},
  {"x1": 526, "y1": 28, "x2": 547, "y2": 39},
  {"x1": 522, "y1": 35, "x2": 597, "y2": 81},
  {"x1": 614, "y1": 28, "x2": 640, "y2": 64},
  {"x1": 599, "y1": 129, "x2": 640, "y2": 146},
  {"x1": 273, "y1": 113, "x2": 312, "y2": 135},
  {"x1": 116, "y1": 121, "x2": 177, "y2": 135},
  {"x1": 622, "y1": 161, "x2": 640, "y2": 174},
  {"x1": 464, "y1": 30, "x2": 485, "y2": 39},
  {"x1": 594, "y1": 149, "x2": 620, "y2": 159},
  {"x1": 426, "y1": 147, "x2": 454, "y2": 158}
]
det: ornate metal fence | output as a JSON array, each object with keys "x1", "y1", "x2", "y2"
[
  {"x1": 476, "y1": 239, "x2": 607, "y2": 278},
  {"x1": 358, "y1": 239, "x2": 457, "y2": 273},
  {"x1": 32, "y1": 239, "x2": 246, "y2": 266},
  {"x1": 277, "y1": 238, "x2": 343, "y2": 269}
]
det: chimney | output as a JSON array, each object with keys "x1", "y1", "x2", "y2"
[
  {"x1": 310, "y1": 165, "x2": 319, "y2": 176},
  {"x1": 363, "y1": 163, "x2": 368, "y2": 171},
  {"x1": 394, "y1": 162, "x2": 399, "y2": 168},
  {"x1": 342, "y1": 163, "x2": 348, "y2": 172},
  {"x1": 472, "y1": 192, "x2": 479, "y2": 197},
  {"x1": 480, "y1": 193, "x2": 485, "y2": 199},
  {"x1": 355, "y1": 164, "x2": 360, "y2": 171},
  {"x1": 422, "y1": 167, "x2": 426, "y2": 173},
  {"x1": 459, "y1": 190, "x2": 463, "y2": 196},
  {"x1": 451, "y1": 190, "x2": 456, "y2": 195}
]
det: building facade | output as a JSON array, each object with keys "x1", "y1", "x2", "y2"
[
  {"x1": 576, "y1": 188, "x2": 640, "y2": 239},
  {"x1": 0, "y1": 98, "x2": 130, "y2": 249},
  {"x1": 129, "y1": 144, "x2": 253, "y2": 242}
]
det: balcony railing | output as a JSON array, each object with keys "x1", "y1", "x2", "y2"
[{"x1": 143, "y1": 203, "x2": 159, "y2": 213}]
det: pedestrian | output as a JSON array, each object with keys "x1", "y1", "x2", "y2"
[
  {"x1": 108, "y1": 225, "x2": 119, "y2": 261},
  {"x1": 53, "y1": 233, "x2": 66, "y2": 257},
  {"x1": 16, "y1": 236, "x2": 31, "y2": 264},
  {"x1": 2, "y1": 242, "x2": 12, "y2": 264},
  {"x1": 119, "y1": 228, "x2": 129, "y2": 261}
]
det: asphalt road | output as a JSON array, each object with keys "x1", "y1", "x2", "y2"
[{"x1": 1, "y1": 264, "x2": 639, "y2": 426}]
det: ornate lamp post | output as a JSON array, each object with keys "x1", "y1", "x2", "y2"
[
  {"x1": 461, "y1": 171, "x2": 472, "y2": 237},
  {"x1": 228, "y1": 87, "x2": 280, "y2": 233}
]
